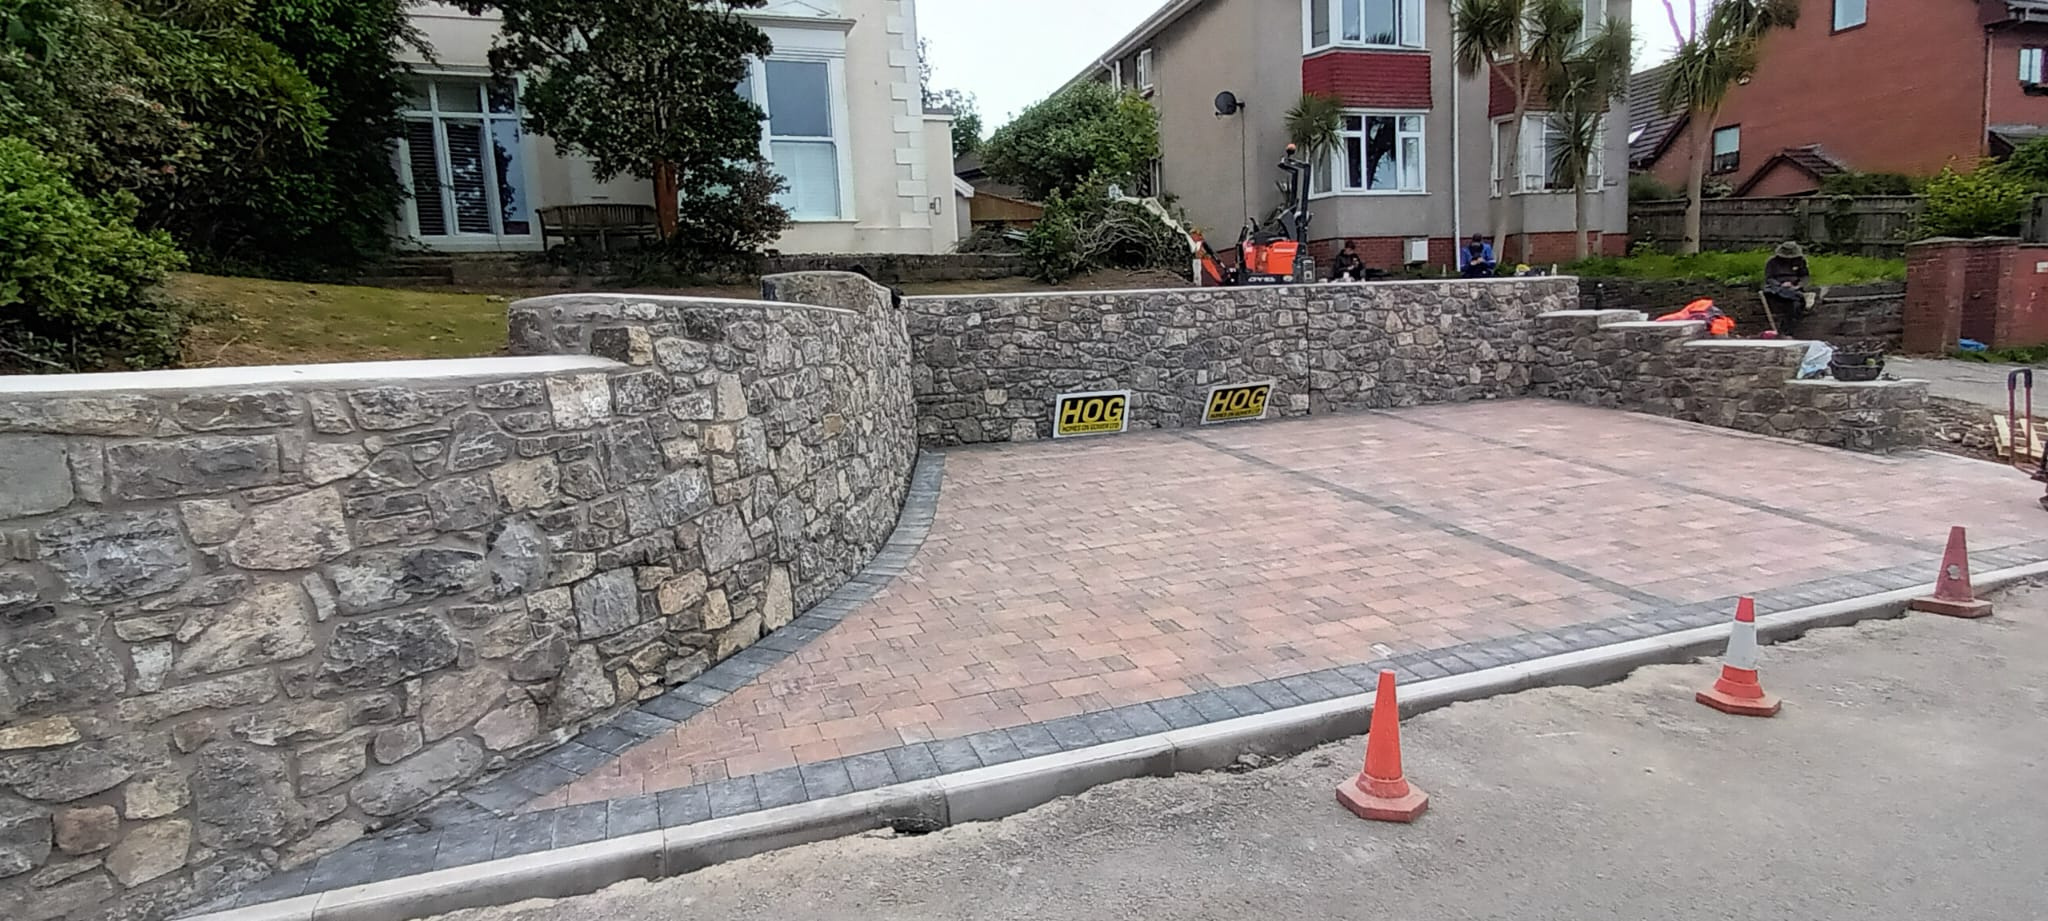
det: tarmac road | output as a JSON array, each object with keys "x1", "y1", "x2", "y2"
[{"x1": 432, "y1": 584, "x2": 2048, "y2": 921}]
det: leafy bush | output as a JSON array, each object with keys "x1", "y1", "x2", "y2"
[
  {"x1": 0, "y1": 137, "x2": 185, "y2": 372},
  {"x1": 982, "y1": 82, "x2": 1160, "y2": 201},
  {"x1": 1917, "y1": 164, "x2": 2032, "y2": 239},
  {"x1": 1817, "y1": 172, "x2": 1920, "y2": 196},
  {"x1": 1628, "y1": 173, "x2": 1678, "y2": 202},
  {"x1": 2002, "y1": 136, "x2": 2048, "y2": 185},
  {"x1": 1022, "y1": 181, "x2": 1186, "y2": 283}
]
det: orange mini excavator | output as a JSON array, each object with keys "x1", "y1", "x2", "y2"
[{"x1": 1195, "y1": 144, "x2": 1315, "y2": 286}]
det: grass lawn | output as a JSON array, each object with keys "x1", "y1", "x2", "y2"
[
  {"x1": 1565, "y1": 250, "x2": 1907, "y2": 286},
  {"x1": 169, "y1": 268, "x2": 1189, "y2": 367},
  {"x1": 171, "y1": 274, "x2": 514, "y2": 367}
]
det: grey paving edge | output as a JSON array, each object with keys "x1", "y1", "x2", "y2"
[{"x1": 183, "y1": 559, "x2": 2048, "y2": 921}]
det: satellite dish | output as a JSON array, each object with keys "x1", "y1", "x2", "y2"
[{"x1": 1214, "y1": 91, "x2": 1241, "y2": 117}]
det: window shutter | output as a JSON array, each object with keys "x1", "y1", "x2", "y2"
[
  {"x1": 404, "y1": 120, "x2": 446, "y2": 236},
  {"x1": 1400, "y1": 0, "x2": 1422, "y2": 47},
  {"x1": 442, "y1": 121, "x2": 493, "y2": 234}
]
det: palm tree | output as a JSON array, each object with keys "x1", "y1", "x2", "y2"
[
  {"x1": 1660, "y1": 0, "x2": 1799, "y2": 253},
  {"x1": 1285, "y1": 92, "x2": 1345, "y2": 181},
  {"x1": 1542, "y1": 17, "x2": 1632, "y2": 259},
  {"x1": 1453, "y1": 0, "x2": 1582, "y2": 264}
]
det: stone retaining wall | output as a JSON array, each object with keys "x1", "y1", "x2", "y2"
[
  {"x1": 0, "y1": 277, "x2": 914, "y2": 921},
  {"x1": 1578, "y1": 278, "x2": 1905, "y2": 347},
  {"x1": 906, "y1": 278, "x2": 1576, "y2": 446},
  {"x1": 1533, "y1": 309, "x2": 1927, "y2": 452}
]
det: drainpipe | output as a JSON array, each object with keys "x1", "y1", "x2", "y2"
[{"x1": 1451, "y1": 53, "x2": 1464, "y2": 273}]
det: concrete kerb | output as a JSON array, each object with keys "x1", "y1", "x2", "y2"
[{"x1": 185, "y1": 560, "x2": 2048, "y2": 921}]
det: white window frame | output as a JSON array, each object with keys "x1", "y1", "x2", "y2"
[
  {"x1": 1833, "y1": 0, "x2": 1866, "y2": 30},
  {"x1": 745, "y1": 52, "x2": 856, "y2": 223},
  {"x1": 1136, "y1": 48, "x2": 1155, "y2": 94},
  {"x1": 1490, "y1": 114, "x2": 1605, "y2": 196},
  {"x1": 1711, "y1": 125, "x2": 1740, "y2": 174},
  {"x1": 395, "y1": 71, "x2": 540, "y2": 249},
  {"x1": 1311, "y1": 110, "x2": 1427, "y2": 197},
  {"x1": 2024, "y1": 46, "x2": 2045, "y2": 85},
  {"x1": 1302, "y1": 0, "x2": 1425, "y2": 52}
]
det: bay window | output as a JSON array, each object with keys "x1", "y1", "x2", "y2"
[
  {"x1": 1312, "y1": 113, "x2": 1425, "y2": 194},
  {"x1": 1305, "y1": 0, "x2": 1424, "y2": 51},
  {"x1": 1492, "y1": 115, "x2": 1605, "y2": 195},
  {"x1": 399, "y1": 77, "x2": 533, "y2": 241}
]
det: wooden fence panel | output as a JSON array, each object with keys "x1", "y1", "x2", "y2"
[{"x1": 1628, "y1": 196, "x2": 1925, "y2": 257}]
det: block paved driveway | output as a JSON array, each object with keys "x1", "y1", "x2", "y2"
[{"x1": 536, "y1": 401, "x2": 2048, "y2": 809}]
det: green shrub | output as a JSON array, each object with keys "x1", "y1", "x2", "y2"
[
  {"x1": 1627, "y1": 173, "x2": 1678, "y2": 202},
  {"x1": 1817, "y1": 172, "x2": 1921, "y2": 196},
  {"x1": 1918, "y1": 164, "x2": 2032, "y2": 239},
  {"x1": 0, "y1": 137, "x2": 185, "y2": 372},
  {"x1": 2002, "y1": 136, "x2": 2048, "y2": 185}
]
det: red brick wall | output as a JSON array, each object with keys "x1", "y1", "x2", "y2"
[
  {"x1": 1904, "y1": 238, "x2": 2048, "y2": 352},
  {"x1": 1648, "y1": 0, "x2": 1991, "y2": 194},
  {"x1": 1302, "y1": 50, "x2": 1431, "y2": 109}
]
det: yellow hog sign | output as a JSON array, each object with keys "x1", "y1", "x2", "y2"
[
  {"x1": 1203, "y1": 382, "x2": 1273, "y2": 424},
  {"x1": 1053, "y1": 390, "x2": 1130, "y2": 438}
]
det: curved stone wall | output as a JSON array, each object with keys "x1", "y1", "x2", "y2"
[{"x1": 0, "y1": 275, "x2": 915, "y2": 921}]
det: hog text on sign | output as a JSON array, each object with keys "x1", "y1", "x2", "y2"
[
  {"x1": 1203, "y1": 382, "x2": 1273, "y2": 424},
  {"x1": 1053, "y1": 390, "x2": 1130, "y2": 438}
]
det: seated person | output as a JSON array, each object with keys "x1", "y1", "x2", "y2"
[
  {"x1": 1330, "y1": 242, "x2": 1366, "y2": 282},
  {"x1": 1762, "y1": 240, "x2": 1811, "y2": 331},
  {"x1": 1457, "y1": 234, "x2": 1496, "y2": 278}
]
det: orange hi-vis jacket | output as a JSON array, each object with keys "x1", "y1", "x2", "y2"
[{"x1": 1656, "y1": 299, "x2": 1736, "y2": 337}]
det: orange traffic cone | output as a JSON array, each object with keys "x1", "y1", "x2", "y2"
[
  {"x1": 1909, "y1": 526, "x2": 1993, "y2": 619},
  {"x1": 1336, "y1": 670, "x2": 1429, "y2": 823},
  {"x1": 1696, "y1": 597, "x2": 1781, "y2": 717}
]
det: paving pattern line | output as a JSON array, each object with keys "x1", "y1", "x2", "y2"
[
  {"x1": 1366, "y1": 410, "x2": 1935, "y2": 552},
  {"x1": 1169, "y1": 429, "x2": 1675, "y2": 609}
]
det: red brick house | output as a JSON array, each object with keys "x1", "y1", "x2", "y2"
[{"x1": 1636, "y1": 0, "x2": 2048, "y2": 196}]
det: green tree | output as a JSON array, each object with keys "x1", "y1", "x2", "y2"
[
  {"x1": 460, "y1": 0, "x2": 787, "y2": 251},
  {"x1": 1284, "y1": 92, "x2": 1344, "y2": 175},
  {"x1": 917, "y1": 38, "x2": 982, "y2": 157},
  {"x1": 0, "y1": 136, "x2": 184, "y2": 373},
  {"x1": 981, "y1": 81, "x2": 1159, "y2": 201},
  {"x1": 1453, "y1": 0, "x2": 1582, "y2": 263},
  {"x1": 243, "y1": 0, "x2": 420, "y2": 269},
  {"x1": 1539, "y1": 8, "x2": 1631, "y2": 260},
  {"x1": 933, "y1": 89, "x2": 983, "y2": 158},
  {"x1": 1660, "y1": 0, "x2": 1799, "y2": 253}
]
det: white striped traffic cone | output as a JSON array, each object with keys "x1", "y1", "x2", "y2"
[{"x1": 1695, "y1": 597, "x2": 1781, "y2": 717}]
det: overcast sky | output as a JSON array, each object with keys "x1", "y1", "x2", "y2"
[{"x1": 919, "y1": 0, "x2": 1687, "y2": 135}]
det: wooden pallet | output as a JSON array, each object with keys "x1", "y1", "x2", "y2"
[{"x1": 1992, "y1": 414, "x2": 2045, "y2": 462}]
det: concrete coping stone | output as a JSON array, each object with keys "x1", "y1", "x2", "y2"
[
  {"x1": 0, "y1": 355, "x2": 624, "y2": 395},
  {"x1": 511, "y1": 292, "x2": 861, "y2": 318},
  {"x1": 179, "y1": 557, "x2": 2048, "y2": 921},
  {"x1": 1681, "y1": 337, "x2": 1811, "y2": 350},
  {"x1": 905, "y1": 275, "x2": 1579, "y2": 303},
  {"x1": 1787, "y1": 378, "x2": 1930, "y2": 391},
  {"x1": 1600, "y1": 321, "x2": 1706, "y2": 334},
  {"x1": 1539, "y1": 309, "x2": 1647, "y2": 321}
]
